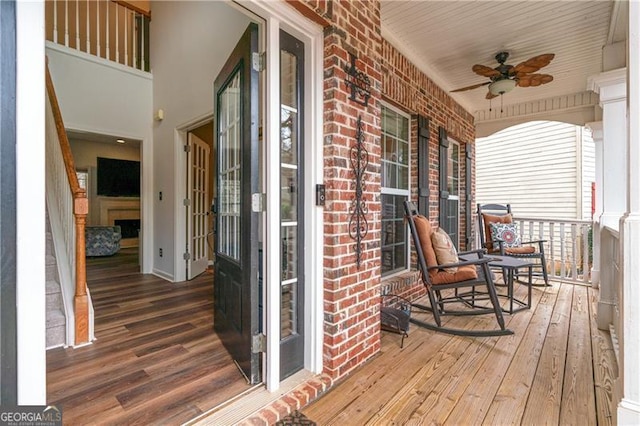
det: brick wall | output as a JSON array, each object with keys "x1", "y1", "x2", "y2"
[
  {"x1": 293, "y1": 0, "x2": 384, "y2": 380},
  {"x1": 292, "y1": 1, "x2": 476, "y2": 383},
  {"x1": 382, "y1": 39, "x2": 476, "y2": 244}
]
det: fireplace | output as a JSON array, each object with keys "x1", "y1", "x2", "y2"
[{"x1": 114, "y1": 219, "x2": 140, "y2": 239}]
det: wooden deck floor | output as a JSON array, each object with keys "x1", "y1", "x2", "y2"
[
  {"x1": 303, "y1": 280, "x2": 617, "y2": 425},
  {"x1": 46, "y1": 249, "x2": 250, "y2": 425}
]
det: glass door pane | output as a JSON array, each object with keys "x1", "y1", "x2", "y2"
[{"x1": 218, "y1": 73, "x2": 241, "y2": 261}]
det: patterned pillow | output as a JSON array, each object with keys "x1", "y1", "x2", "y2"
[
  {"x1": 430, "y1": 227, "x2": 458, "y2": 273},
  {"x1": 490, "y1": 222, "x2": 521, "y2": 248}
]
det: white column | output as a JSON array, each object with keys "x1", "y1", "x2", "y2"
[
  {"x1": 617, "y1": 1, "x2": 640, "y2": 423},
  {"x1": 587, "y1": 69, "x2": 626, "y2": 330},
  {"x1": 586, "y1": 121, "x2": 602, "y2": 288},
  {"x1": 16, "y1": 0, "x2": 47, "y2": 404}
]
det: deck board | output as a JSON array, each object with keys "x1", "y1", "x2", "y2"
[
  {"x1": 560, "y1": 284, "x2": 597, "y2": 425},
  {"x1": 303, "y1": 280, "x2": 615, "y2": 426}
]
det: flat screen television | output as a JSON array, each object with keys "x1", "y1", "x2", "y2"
[{"x1": 97, "y1": 157, "x2": 140, "y2": 197}]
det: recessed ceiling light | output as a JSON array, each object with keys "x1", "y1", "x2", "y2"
[{"x1": 116, "y1": 139, "x2": 126, "y2": 144}]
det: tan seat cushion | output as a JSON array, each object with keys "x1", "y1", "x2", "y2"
[
  {"x1": 413, "y1": 215, "x2": 438, "y2": 268},
  {"x1": 431, "y1": 227, "x2": 458, "y2": 273},
  {"x1": 482, "y1": 213, "x2": 512, "y2": 252},
  {"x1": 431, "y1": 264, "x2": 478, "y2": 285},
  {"x1": 505, "y1": 246, "x2": 536, "y2": 255}
]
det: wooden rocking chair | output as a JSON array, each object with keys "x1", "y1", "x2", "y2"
[{"x1": 404, "y1": 201, "x2": 513, "y2": 337}]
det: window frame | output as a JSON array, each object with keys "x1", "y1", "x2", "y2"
[{"x1": 380, "y1": 103, "x2": 411, "y2": 277}]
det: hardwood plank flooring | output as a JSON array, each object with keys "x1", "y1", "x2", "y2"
[
  {"x1": 303, "y1": 280, "x2": 615, "y2": 425},
  {"x1": 47, "y1": 249, "x2": 250, "y2": 425}
]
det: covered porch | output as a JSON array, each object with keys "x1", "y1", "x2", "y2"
[{"x1": 303, "y1": 279, "x2": 615, "y2": 424}]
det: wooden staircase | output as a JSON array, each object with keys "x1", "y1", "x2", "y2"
[
  {"x1": 45, "y1": 61, "x2": 90, "y2": 347},
  {"x1": 46, "y1": 215, "x2": 66, "y2": 348}
]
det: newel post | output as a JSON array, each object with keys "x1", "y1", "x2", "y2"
[{"x1": 74, "y1": 195, "x2": 89, "y2": 345}]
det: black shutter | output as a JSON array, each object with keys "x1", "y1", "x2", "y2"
[
  {"x1": 465, "y1": 143, "x2": 473, "y2": 250},
  {"x1": 0, "y1": 0, "x2": 18, "y2": 405},
  {"x1": 438, "y1": 127, "x2": 449, "y2": 228},
  {"x1": 414, "y1": 114, "x2": 430, "y2": 215}
]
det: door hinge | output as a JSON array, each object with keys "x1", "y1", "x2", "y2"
[
  {"x1": 184, "y1": 144, "x2": 191, "y2": 153},
  {"x1": 252, "y1": 333, "x2": 266, "y2": 353},
  {"x1": 251, "y1": 193, "x2": 265, "y2": 212},
  {"x1": 183, "y1": 251, "x2": 191, "y2": 261},
  {"x1": 252, "y1": 52, "x2": 266, "y2": 72},
  {"x1": 183, "y1": 198, "x2": 191, "y2": 206}
]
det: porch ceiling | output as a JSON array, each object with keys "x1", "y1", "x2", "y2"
[{"x1": 381, "y1": 0, "x2": 627, "y2": 127}]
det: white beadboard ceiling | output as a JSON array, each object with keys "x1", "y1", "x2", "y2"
[{"x1": 380, "y1": 0, "x2": 623, "y2": 115}]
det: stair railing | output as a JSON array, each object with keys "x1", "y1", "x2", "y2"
[
  {"x1": 45, "y1": 63, "x2": 90, "y2": 346},
  {"x1": 45, "y1": 0, "x2": 151, "y2": 72}
]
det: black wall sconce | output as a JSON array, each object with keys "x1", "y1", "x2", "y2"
[{"x1": 344, "y1": 53, "x2": 371, "y2": 107}]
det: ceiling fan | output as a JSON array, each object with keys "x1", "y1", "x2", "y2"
[{"x1": 451, "y1": 51, "x2": 555, "y2": 99}]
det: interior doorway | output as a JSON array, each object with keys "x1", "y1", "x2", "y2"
[{"x1": 186, "y1": 122, "x2": 214, "y2": 280}]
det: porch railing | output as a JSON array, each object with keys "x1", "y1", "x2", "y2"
[
  {"x1": 512, "y1": 216, "x2": 593, "y2": 285},
  {"x1": 45, "y1": 63, "x2": 90, "y2": 346},
  {"x1": 45, "y1": 0, "x2": 150, "y2": 72}
]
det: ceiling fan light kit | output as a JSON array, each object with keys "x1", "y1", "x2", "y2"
[{"x1": 489, "y1": 78, "x2": 517, "y2": 96}]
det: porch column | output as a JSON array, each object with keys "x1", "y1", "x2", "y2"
[
  {"x1": 617, "y1": 1, "x2": 640, "y2": 422},
  {"x1": 587, "y1": 68, "x2": 626, "y2": 330},
  {"x1": 585, "y1": 121, "x2": 602, "y2": 288}
]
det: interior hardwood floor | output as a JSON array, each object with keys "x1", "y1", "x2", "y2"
[
  {"x1": 47, "y1": 248, "x2": 251, "y2": 425},
  {"x1": 303, "y1": 279, "x2": 617, "y2": 426}
]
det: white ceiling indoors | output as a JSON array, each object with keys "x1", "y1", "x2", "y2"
[{"x1": 380, "y1": 0, "x2": 628, "y2": 130}]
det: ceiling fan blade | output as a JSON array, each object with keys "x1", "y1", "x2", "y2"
[
  {"x1": 514, "y1": 53, "x2": 555, "y2": 75},
  {"x1": 486, "y1": 91, "x2": 498, "y2": 100},
  {"x1": 472, "y1": 64, "x2": 501, "y2": 78},
  {"x1": 450, "y1": 81, "x2": 491, "y2": 93},
  {"x1": 517, "y1": 73, "x2": 554, "y2": 88}
]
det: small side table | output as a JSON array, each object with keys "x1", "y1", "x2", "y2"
[{"x1": 488, "y1": 255, "x2": 534, "y2": 314}]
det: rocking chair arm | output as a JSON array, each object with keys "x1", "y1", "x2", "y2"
[
  {"x1": 427, "y1": 257, "x2": 491, "y2": 271},
  {"x1": 458, "y1": 248, "x2": 486, "y2": 257}
]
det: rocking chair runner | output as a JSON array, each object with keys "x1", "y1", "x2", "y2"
[{"x1": 403, "y1": 201, "x2": 513, "y2": 337}]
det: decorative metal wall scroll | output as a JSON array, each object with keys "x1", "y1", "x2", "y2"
[
  {"x1": 344, "y1": 53, "x2": 371, "y2": 107},
  {"x1": 348, "y1": 115, "x2": 369, "y2": 268}
]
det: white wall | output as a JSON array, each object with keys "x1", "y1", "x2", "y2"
[
  {"x1": 46, "y1": 43, "x2": 153, "y2": 139},
  {"x1": 46, "y1": 42, "x2": 154, "y2": 272},
  {"x1": 150, "y1": 2, "x2": 250, "y2": 279},
  {"x1": 476, "y1": 120, "x2": 592, "y2": 219}
]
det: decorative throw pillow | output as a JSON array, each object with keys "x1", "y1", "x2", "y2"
[
  {"x1": 490, "y1": 222, "x2": 521, "y2": 248},
  {"x1": 430, "y1": 228, "x2": 458, "y2": 273},
  {"x1": 482, "y1": 213, "x2": 512, "y2": 252}
]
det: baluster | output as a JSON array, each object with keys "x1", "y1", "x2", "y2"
[
  {"x1": 86, "y1": 0, "x2": 90, "y2": 53},
  {"x1": 64, "y1": 0, "x2": 69, "y2": 46},
  {"x1": 560, "y1": 223, "x2": 566, "y2": 278},
  {"x1": 106, "y1": 1, "x2": 110, "y2": 61},
  {"x1": 96, "y1": 0, "x2": 100, "y2": 58},
  {"x1": 124, "y1": 9, "x2": 129, "y2": 66},
  {"x1": 571, "y1": 223, "x2": 578, "y2": 279},
  {"x1": 582, "y1": 224, "x2": 590, "y2": 283},
  {"x1": 133, "y1": 13, "x2": 137, "y2": 69},
  {"x1": 115, "y1": 2, "x2": 119, "y2": 63},
  {"x1": 53, "y1": 0, "x2": 58, "y2": 43},
  {"x1": 549, "y1": 222, "x2": 555, "y2": 279},
  {"x1": 141, "y1": 16, "x2": 146, "y2": 71},
  {"x1": 75, "y1": 0, "x2": 80, "y2": 49}
]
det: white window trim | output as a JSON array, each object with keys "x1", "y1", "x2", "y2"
[{"x1": 380, "y1": 102, "x2": 411, "y2": 277}]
